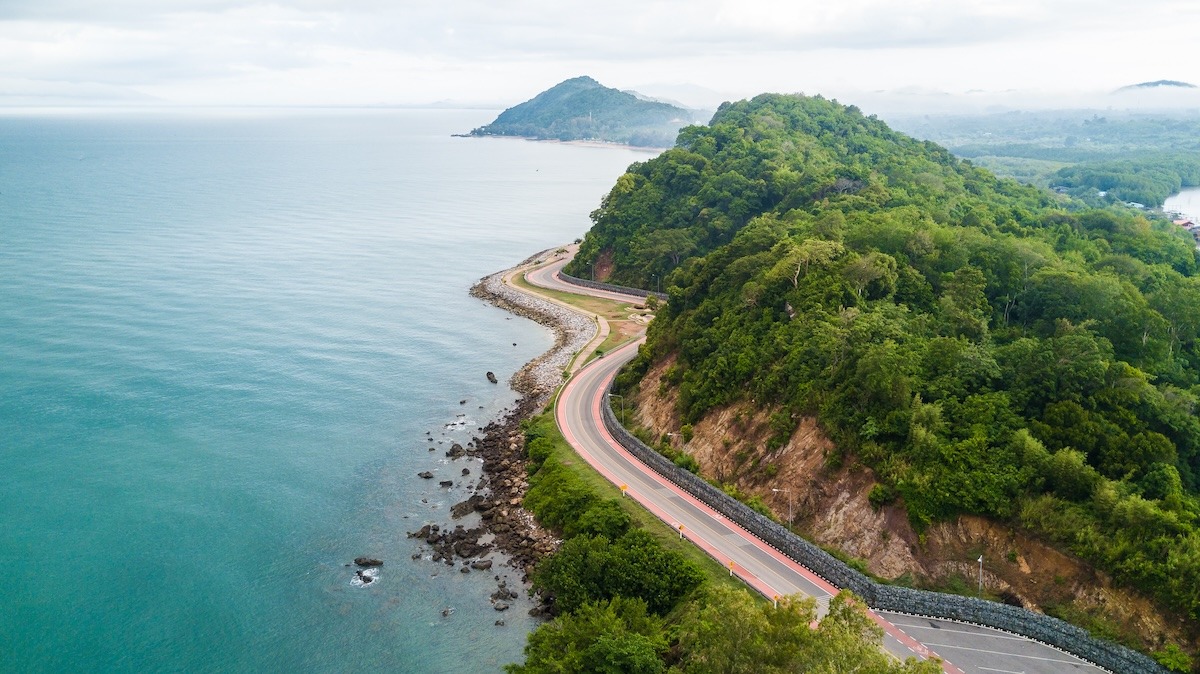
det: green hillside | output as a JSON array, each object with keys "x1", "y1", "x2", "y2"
[
  {"x1": 574, "y1": 94, "x2": 1200, "y2": 635},
  {"x1": 469, "y1": 76, "x2": 695, "y2": 148}
]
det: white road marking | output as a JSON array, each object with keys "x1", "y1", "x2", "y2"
[
  {"x1": 887, "y1": 623, "x2": 1031, "y2": 641},
  {"x1": 921, "y1": 641, "x2": 1100, "y2": 666}
]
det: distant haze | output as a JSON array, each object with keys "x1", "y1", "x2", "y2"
[{"x1": 1, "y1": 0, "x2": 1199, "y2": 113}]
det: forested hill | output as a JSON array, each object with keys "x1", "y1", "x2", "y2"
[
  {"x1": 579, "y1": 94, "x2": 1200, "y2": 634},
  {"x1": 468, "y1": 76, "x2": 696, "y2": 148}
]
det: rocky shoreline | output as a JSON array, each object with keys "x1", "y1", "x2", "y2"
[{"x1": 403, "y1": 250, "x2": 598, "y2": 614}]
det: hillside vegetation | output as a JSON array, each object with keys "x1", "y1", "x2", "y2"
[
  {"x1": 469, "y1": 76, "x2": 696, "y2": 148},
  {"x1": 571, "y1": 94, "x2": 1200, "y2": 640}
]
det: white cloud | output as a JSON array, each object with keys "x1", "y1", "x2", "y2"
[{"x1": 0, "y1": 0, "x2": 1196, "y2": 107}]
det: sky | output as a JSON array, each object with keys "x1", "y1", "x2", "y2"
[{"x1": 1, "y1": 0, "x2": 1198, "y2": 112}]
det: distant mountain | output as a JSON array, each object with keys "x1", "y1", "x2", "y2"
[
  {"x1": 1115, "y1": 79, "x2": 1197, "y2": 92},
  {"x1": 467, "y1": 76, "x2": 699, "y2": 148}
]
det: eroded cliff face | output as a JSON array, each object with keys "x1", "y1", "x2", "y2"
[{"x1": 631, "y1": 356, "x2": 1195, "y2": 655}]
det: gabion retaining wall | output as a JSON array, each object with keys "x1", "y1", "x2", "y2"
[
  {"x1": 599, "y1": 391, "x2": 1166, "y2": 674},
  {"x1": 557, "y1": 271, "x2": 669, "y2": 302}
]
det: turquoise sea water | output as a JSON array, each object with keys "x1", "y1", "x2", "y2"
[{"x1": 0, "y1": 110, "x2": 648, "y2": 672}]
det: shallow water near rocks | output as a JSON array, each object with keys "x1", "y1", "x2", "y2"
[{"x1": 0, "y1": 109, "x2": 650, "y2": 672}]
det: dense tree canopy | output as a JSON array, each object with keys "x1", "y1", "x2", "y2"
[{"x1": 579, "y1": 94, "x2": 1200, "y2": 623}]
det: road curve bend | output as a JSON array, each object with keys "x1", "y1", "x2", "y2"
[{"x1": 518, "y1": 254, "x2": 1109, "y2": 674}]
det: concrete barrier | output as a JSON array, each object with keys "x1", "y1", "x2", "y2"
[{"x1": 600, "y1": 389, "x2": 1167, "y2": 674}]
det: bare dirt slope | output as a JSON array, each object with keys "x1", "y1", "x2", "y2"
[{"x1": 632, "y1": 356, "x2": 1196, "y2": 656}]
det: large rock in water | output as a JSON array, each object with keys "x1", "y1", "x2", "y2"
[
  {"x1": 355, "y1": 557, "x2": 383, "y2": 567},
  {"x1": 486, "y1": 371, "x2": 498, "y2": 384}
]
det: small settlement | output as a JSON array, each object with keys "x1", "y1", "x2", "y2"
[{"x1": 1173, "y1": 217, "x2": 1200, "y2": 247}]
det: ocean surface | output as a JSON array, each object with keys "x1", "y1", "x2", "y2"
[{"x1": 0, "y1": 110, "x2": 650, "y2": 672}]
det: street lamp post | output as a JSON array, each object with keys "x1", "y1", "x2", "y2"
[
  {"x1": 977, "y1": 554, "x2": 984, "y2": 596},
  {"x1": 771, "y1": 488, "x2": 793, "y2": 523},
  {"x1": 609, "y1": 393, "x2": 627, "y2": 426}
]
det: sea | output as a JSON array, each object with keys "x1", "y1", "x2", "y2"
[{"x1": 0, "y1": 109, "x2": 650, "y2": 672}]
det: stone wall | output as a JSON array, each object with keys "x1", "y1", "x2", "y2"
[
  {"x1": 600, "y1": 390, "x2": 1166, "y2": 674},
  {"x1": 557, "y1": 271, "x2": 669, "y2": 302}
]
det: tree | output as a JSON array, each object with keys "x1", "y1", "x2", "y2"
[
  {"x1": 938, "y1": 266, "x2": 990, "y2": 341},
  {"x1": 507, "y1": 597, "x2": 666, "y2": 674},
  {"x1": 674, "y1": 587, "x2": 940, "y2": 674},
  {"x1": 770, "y1": 238, "x2": 845, "y2": 288},
  {"x1": 842, "y1": 251, "x2": 899, "y2": 300},
  {"x1": 533, "y1": 530, "x2": 703, "y2": 615}
]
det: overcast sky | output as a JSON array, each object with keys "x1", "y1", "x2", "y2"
[{"x1": 1, "y1": 0, "x2": 1197, "y2": 111}]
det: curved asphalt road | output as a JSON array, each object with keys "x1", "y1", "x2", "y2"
[{"x1": 521, "y1": 254, "x2": 1109, "y2": 674}]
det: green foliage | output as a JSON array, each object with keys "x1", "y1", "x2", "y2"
[
  {"x1": 526, "y1": 436, "x2": 554, "y2": 473},
  {"x1": 673, "y1": 586, "x2": 941, "y2": 674},
  {"x1": 868, "y1": 483, "x2": 896, "y2": 510},
  {"x1": 506, "y1": 597, "x2": 667, "y2": 674},
  {"x1": 577, "y1": 93, "x2": 1200, "y2": 624},
  {"x1": 470, "y1": 75, "x2": 699, "y2": 148},
  {"x1": 1153, "y1": 643, "x2": 1194, "y2": 673},
  {"x1": 532, "y1": 530, "x2": 704, "y2": 616},
  {"x1": 524, "y1": 451, "x2": 630, "y2": 540}
]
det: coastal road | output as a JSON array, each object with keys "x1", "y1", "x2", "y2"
[
  {"x1": 520, "y1": 257, "x2": 1109, "y2": 674},
  {"x1": 524, "y1": 250, "x2": 641, "y2": 304}
]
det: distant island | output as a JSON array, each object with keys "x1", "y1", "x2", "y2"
[
  {"x1": 466, "y1": 76, "x2": 703, "y2": 148},
  {"x1": 1115, "y1": 79, "x2": 1197, "y2": 91}
]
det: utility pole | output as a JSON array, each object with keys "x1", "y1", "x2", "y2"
[{"x1": 978, "y1": 554, "x2": 984, "y2": 596}]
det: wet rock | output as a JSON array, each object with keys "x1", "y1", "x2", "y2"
[
  {"x1": 439, "y1": 480, "x2": 454, "y2": 488},
  {"x1": 462, "y1": 468, "x2": 471, "y2": 476},
  {"x1": 486, "y1": 371, "x2": 498, "y2": 384},
  {"x1": 493, "y1": 602, "x2": 509, "y2": 611},
  {"x1": 418, "y1": 471, "x2": 434, "y2": 479},
  {"x1": 354, "y1": 557, "x2": 384, "y2": 567},
  {"x1": 471, "y1": 559, "x2": 493, "y2": 571},
  {"x1": 451, "y1": 494, "x2": 486, "y2": 518},
  {"x1": 446, "y1": 443, "x2": 466, "y2": 459},
  {"x1": 495, "y1": 619, "x2": 505, "y2": 626}
]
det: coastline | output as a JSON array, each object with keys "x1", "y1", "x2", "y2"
[{"x1": 406, "y1": 248, "x2": 599, "y2": 595}]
